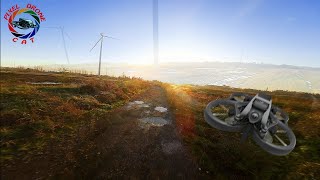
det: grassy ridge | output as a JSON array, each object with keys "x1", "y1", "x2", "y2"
[
  {"x1": 1, "y1": 68, "x2": 319, "y2": 179},
  {"x1": 0, "y1": 69, "x2": 151, "y2": 163},
  {"x1": 164, "y1": 84, "x2": 320, "y2": 179}
]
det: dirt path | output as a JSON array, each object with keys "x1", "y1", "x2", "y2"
[
  {"x1": 71, "y1": 85, "x2": 198, "y2": 178},
  {"x1": 2, "y1": 85, "x2": 199, "y2": 179}
]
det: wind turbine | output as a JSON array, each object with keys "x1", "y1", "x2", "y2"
[
  {"x1": 43, "y1": 26, "x2": 71, "y2": 64},
  {"x1": 90, "y1": 33, "x2": 118, "y2": 76},
  {"x1": 153, "y1": 0, "x2": 159, "y2": 65}
]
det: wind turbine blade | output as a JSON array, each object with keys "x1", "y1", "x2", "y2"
[
  {"x1": 90, "y1": 37, "x2": 103, "y2": 52},
  {"x1": 61, "y1": 30, "x2": 70, "y2": 64},
  {"x1": 42, "y1": 26, "x2": 60, "y2": 29},
  {"x1": 43, "y1": 26, "x2": 70, "y2": 64},
  {"x1": 60, "y1": 26, "x2": 71, "y2": 40},
  {"x1": 103, "y1": 35, "x2": 119, "y2": 40}
]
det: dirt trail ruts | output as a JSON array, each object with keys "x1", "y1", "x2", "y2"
[
  {"x1": 2, "y1": 85, "x2": 199, "y2": 179},
  {"x1": 72, "y1": 85, "x2": 198, "y2": 178}
]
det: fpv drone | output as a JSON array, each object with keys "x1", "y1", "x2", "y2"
[
  {"x1": 204, "y1": 93, "x2": 296, "y2": 156},
  {"x1": 12, "y1": 18, "x2": 38, "y2": 30}
]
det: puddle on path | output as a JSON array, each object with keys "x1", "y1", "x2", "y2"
[
  {"x1": 127, "y1": 101, "x2": 150, "y2": 109},
  {"x1": 139, "y1": 117, "x2": 169, "y2": 127},
  {"x1": 161, "y1": 141, "x2": 182, "y2": 155},
  {"x1": 140, "y1": 104, "x2": 150, "y2": 108},
  {"x1": 154, "y1": 106, "x2": 168, "y2": 113},
  {"x1": 127, "y1": 101, "x2": 170, "y2": 129},
  {"x1": 144, "y1": 110, "x2": 151, "y2": 114},
  {"x1": 133, "y1": 101, "x2": 144, "y2": 105}
]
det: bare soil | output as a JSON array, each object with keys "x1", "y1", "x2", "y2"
[{"x1": 2, "y1": 85, "x2": 200, "y2": 179}]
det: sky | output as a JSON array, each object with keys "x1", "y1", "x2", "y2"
[{"x1": 1, "y1": 0, "x2": 320, "y2": 67}]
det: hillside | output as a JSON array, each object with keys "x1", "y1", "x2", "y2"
[{"x1": 1, "y1": 68, "x2": 319, "y2": 179}]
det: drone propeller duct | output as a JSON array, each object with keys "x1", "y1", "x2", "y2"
[{"x1": 204, "y1": 92, "x2": 296, "y2": 156}]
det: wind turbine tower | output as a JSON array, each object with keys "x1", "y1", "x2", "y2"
[
  {"x1": 43, "y1": 26, "x2": 71, "y2": 64},
  {"x1": 153, "y1": 0, "x2": 159, "y2": 65},
  {"x1": 90, "y1": 33, "x2": 118, "y2": 76},
  {"x1": 60, "y1": 27, "x2": 70, "y2": 64}
]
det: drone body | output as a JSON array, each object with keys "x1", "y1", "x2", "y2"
[
  {"x1": 12, "y1": 18, "x2": 38, "y2": 29},
  {"x1": 204, "y1": 93, "x2": 296, "y2": 156}
]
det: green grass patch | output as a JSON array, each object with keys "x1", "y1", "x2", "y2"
[{"x1": 0, "y1": 69, "x2": 152, "y2": 164}]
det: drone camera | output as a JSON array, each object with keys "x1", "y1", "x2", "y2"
[{"x1": 248, "y1": 110, "x2": 262, "y2": 123}]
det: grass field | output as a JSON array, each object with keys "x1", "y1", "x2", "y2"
[
  {"x1": 0, "y1": 68, "x2": 151, "y2": 164},
  {"x1": 1, "y1": 67, "x2": 319, "y2": 179}
]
